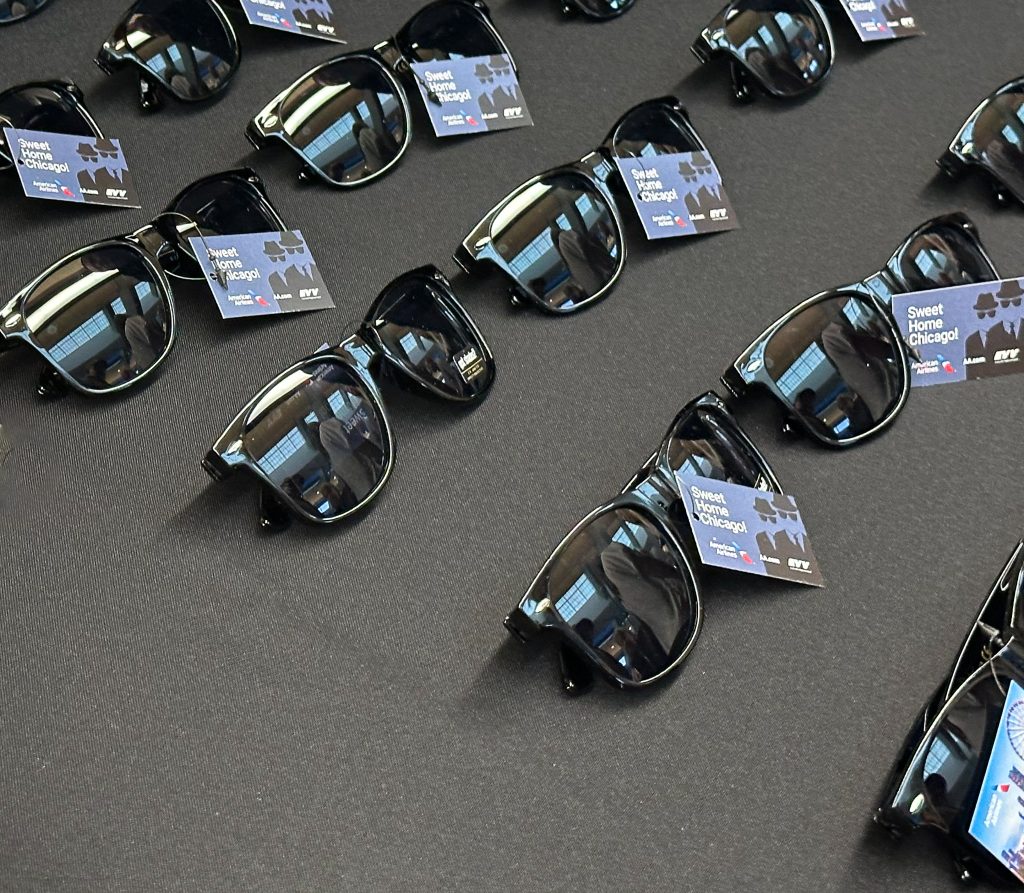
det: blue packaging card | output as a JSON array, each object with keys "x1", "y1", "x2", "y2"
[
  {"x1": 238, "y1": 0, "x2": 345, "y2": 43},
  {"x1": 410, "y1": 54, "x2": 532, "y2": 137},
  {"x1": 837, "y1": 0, "x2": 923, "y2": 41},
  {"x1": 893, "y1": 278, "x2": 1024, "y2": 387},
  {"x1": 969, "y1": 678, "x2": 1024, "y2": 882},
  {"x1": 614, "y1": 152, "x2": 739, "y2": 240},
  {"x1": 4, "y1": 128, "x2": 140, "y2": 208},
  {"x1": 188, "y1": 230, "x2": 336, "y2": 320},
  {"x1": 677, "y1": 475, "x2": 823, "y2": 588}
]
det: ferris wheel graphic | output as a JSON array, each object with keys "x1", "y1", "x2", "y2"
[{"x1": 1008, "y1": 700, "x2": 1024, "y2": 760}]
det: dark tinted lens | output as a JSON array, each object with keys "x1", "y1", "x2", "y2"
[
  {"x1": 111, "y1": 0, "x2": 237, "y2": 100},
  {"x1": 888, "y1": 224, "x2": 998, "y2": 294},
  {"x1": 490, "y1": 172, "x2": 622, "y2": 312},
  {"x1": 398, "y1": 1, "x2": 503, "y2": 63},
  {"x1": 574, "y1": 0, "x2": 635, "y2": 18},
  {"x1": 961, "y1": 86, "x2": 1024, "y2": 203},
  {"x1": 666, "y1": 408, "x2": 769, "y2": 485},
  {"x1": 243, "y1": 360, "x2": 389, "y2": 520},
  {"x1": 0, "y1": 84, "x2": 96, "y2": 166},
  {"x1": 0, "y1": 0, "x2": 47, "y2": 22},
  {"x1": 609, "y1": 103, "x2": 702, "y2": 157},
  {"x1": 763, "y1": 294, "x2": 904, "y2": 442},
  {"x1": 22, "y1": 245, "x2": 171, "y2": 390},
  {"x1": 163, "y1": 175, "x2": 280, "y2": 276},
  {"x1": 529, "y1": 508, "x2": 697, "y2": 684},
  {"x1": 372, "y1": 275, "x2": 493, "y2": 401},
  {"x1": 722, "y1": 0, "x2": 831, "y2": 97},
  {"x1": 278, "y1": 57, "x2": 407, "y2": 185}
]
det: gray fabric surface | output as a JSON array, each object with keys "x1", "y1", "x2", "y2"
[{"x1": 1, "y1": 1, "x2": 1022, "y2": 890}]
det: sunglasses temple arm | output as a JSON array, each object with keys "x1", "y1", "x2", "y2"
[{"x1": 558, "y1": 643, "x2": 594, "y2": 696}]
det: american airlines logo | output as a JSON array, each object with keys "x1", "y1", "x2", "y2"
[{"x1": 994, "y1": 349, "x2": 1021, "y2": 363}]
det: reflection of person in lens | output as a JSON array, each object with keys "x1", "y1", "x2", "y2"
[
  {"x1": 819, "y1": 316, "x2": 898, "y2": 424},
  {"x1": 352, "y1": 120, "x2": 398, "y2": 174},
  {"x1": 317, "y1": 408, "x2": 382, "y2": 505},
  {"x1": 123, "y1": 314, "x2": 161, "y2": 373},
  {"x1": 550, "y1": 222, "x2": 616, "y2": 298}
]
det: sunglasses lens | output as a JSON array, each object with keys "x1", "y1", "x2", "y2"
[
  {"x1": 763, "y1": 294, "x2": 904, "y2": 442},
  {"x1": 371, "y1": 274, "x2": 494, "y2": 401},
  {"x1": 534, "y1": 508, "x2": 698, "y2": 684},
  {"x1": 22, "y1": 245, "x2": 171, "y2": 390},
  {"x1": 889, "y1": 223, "x2": 997, "y2": 294},
  {"x1": 163, "y1": 174, "x2": 280, "y2": 277},
  {"x1": 110, "y1": 0, "x2": 237, "y2": 101},
  {"x1": 398, "y1": 0, "x2": 504, "y2": 62},
  {"x1": 0, "y1": 84, "x2": 95, "y2": 166},
  {"x1": 666, "y1": 407, "x2": 769, "y2": 486},
  {"x1": 491, "y1": 172, "x2": 622, "y2": 312},
  {"x1": 721, "y1": 1, "x2": 831, "y2": 97},
  {"x1": 278, "y1": 57, "x2": 407, "y2": 185},
  {"x1": 0, "y1": 0, "x2": 47, "y2": 22},
  {"x1": 609, "y1": 103, "x2": 702, "y2": 157},
  {"x1": 242, "y1": 360, "x2": 389, "y2": 520},
  {"x1": 963, "y1": 86, "x2": 1024, "y2": 204}
]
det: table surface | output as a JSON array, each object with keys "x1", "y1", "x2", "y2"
[{"x1": 1, "y1": 1, "x2": 1021, "y2": 891}]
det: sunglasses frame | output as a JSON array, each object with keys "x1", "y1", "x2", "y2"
[
  {"x1": 455, "y1": 96, "x2": 706, "y2": 314},
  {"x1": 203, "y1": 265, "x2": 496, "y2": 528},
  {"x1": 691, "y1": 0, "x2": 835, "y2": 103},
  {"x1": 938, "y1": 77, "x2": 1024, "y2": 209},
  {"x1": 505, "y1": 392, "x2": 782, "y2": 693},
  {"x1": 95, "y1": 0, "x2": 241, "y2": 112},
  {"x1": 561, "y1": 0, "x2": 635, "y2": 20},
  {"x1": 247, "y1": 0, "x2": 515, "y2": 187},
  {"x1": 722, "y1": 288, "x2": 912, "y2": 448},
  {"x1": 876, "y1": 540, "x2": 1024, "y2": 886},
  {"x1": 0, "y1": 79, "x2": 103, "y2": 171},
  {"x1": 0, "y1": 0, "x2": 50, "y2": 24}
]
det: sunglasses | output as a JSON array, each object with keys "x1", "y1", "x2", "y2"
[
  {"x1": 0, "y1": 0, "x2": 49, "y2": 23},
  {"x1": 722, "y1": 213, "x2": 1001, "y2": 447},
  {"x1": 0, "y1": 80, "x2": 102, "y2": 169},
  {"x1": 247, "y1": 0, "x2": 516, "y2": 187},
  {"x1": 876, "y1": 539, "x2": 1024, "y2": 887},
  {"x1": 455, "y1": 96, "x2": 711, "y2": 314},
  {"x1": 505, "y1": 392, "x2": 782, "y2": 694},
  {"x1": 692, "y1": 0, "x2": 835, "y2": 102},
  {"x1": 203, "y1": 266, "x2": 496, "y2": 530},
  {"x1": 96, "y1": 0, "x2": 240, "y2": 111},
  {"x1": 563, "y1": 0, "x2": 635, "y2": 20},
  {"x1": 939, "y1": 77, "x2": 1024, "y2": 210},
  {"x1": 0, "y1": 169, "x2": 285, "y2": 397}
]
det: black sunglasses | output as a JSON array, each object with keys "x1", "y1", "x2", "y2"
[
  {"x1": 0, "y1": 80, "x2": 102, "y2": 170},
  {"x1": 455, "y1": 96, "x2": 711, "y2": 314},
  {"x1": 722, "y1": 213, "x2": 1001, "y2": 447},
  {"x1": 562, "y1": 0, "x2": 635, "y2": 20},
  {"x1": 692, "y1": 0, "x2": 835, "y2": 102},
  {"x1": 876, "y1": 539, "x2": 1024, "y2": 887},
  {"x1": 96, "y1": 0, "x2": 240, "y2": 111},
  {"x1": 247, "y1": 0, "x2": 516, "y2": 187},
  {"x1": 939, "y1": 77, "x2": 1024, "y2": 210},
  {"x1": 0, "y1": 0, "x2": 49, "y2": 23},
  {"x1": 505, "y1": 392, "x2": 782, "y2": 694},
  {"x1": 0, "y1": 169, "x2": 285, "y2": 397},
  {"x1": 203, "y1": 266, "x2": 496, "y2": 530}
]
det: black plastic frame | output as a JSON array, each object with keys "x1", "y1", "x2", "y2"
[
  {"x1": 504, "y1": 392, "x2": 783, "y2": 694},
  {"x1": 203, "y1": 265, "x2": 496, "y2": 529},
  {"x1": 0, "y1": 0, "x2": 50, "y2": 24},
  {"x1": 247, "y1": 0, "x2": 516, "y2": 187}
]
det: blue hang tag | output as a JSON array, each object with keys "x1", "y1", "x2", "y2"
[
  {"x1": 614, "y1": 152, "x2": 739, "y2": 240},
  {"x1": 188, "y1": 230, "x2": 337, "y2": 320},
  {"x1": 968, "y1": 678, "x2": 1024, "y2": 883},
  {"x1": 410, "y1": 54, "x2": 533, "y2": 137},
  {"x1": 836, "y1": 0, "x2": 923, "y2": 41},
  {"x1": 237, "y1": 0, "x2": 346, "y2": 42},
  {"x1": 893, "y1": 278, "x2": 1024, "y2": 387},
  {"x1": 677, "y1": 474, "x2": 824, "y2": 588},
  {"x1": 4, "y1": 127, "x2": 141, "y2": 209}
]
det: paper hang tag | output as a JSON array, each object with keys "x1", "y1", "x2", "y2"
[
  {"x1": 410, "y1": 53, "x2": 533, "y2": 138},
  {"x1": 238, "y1": 0, "x2": 346, "y2": 43},
  {"x1": 614, "y1": 151, "x2": 739, "y2": 240},
  {"x1": 4, "y1": 128, "x2": 141, "y2": 208},
  {"x1": 893, "y1": 277, "x2": 1024, "y2": 387},
  {"x1": 677, "y1": 474, "x2": 824, "y2": 588},
  {"x1": 836, "y1": 0, "x2": 923, "y2": 42},
  {"x1": 189, "y1": 230, "x2": 336, "y2": 320}
]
